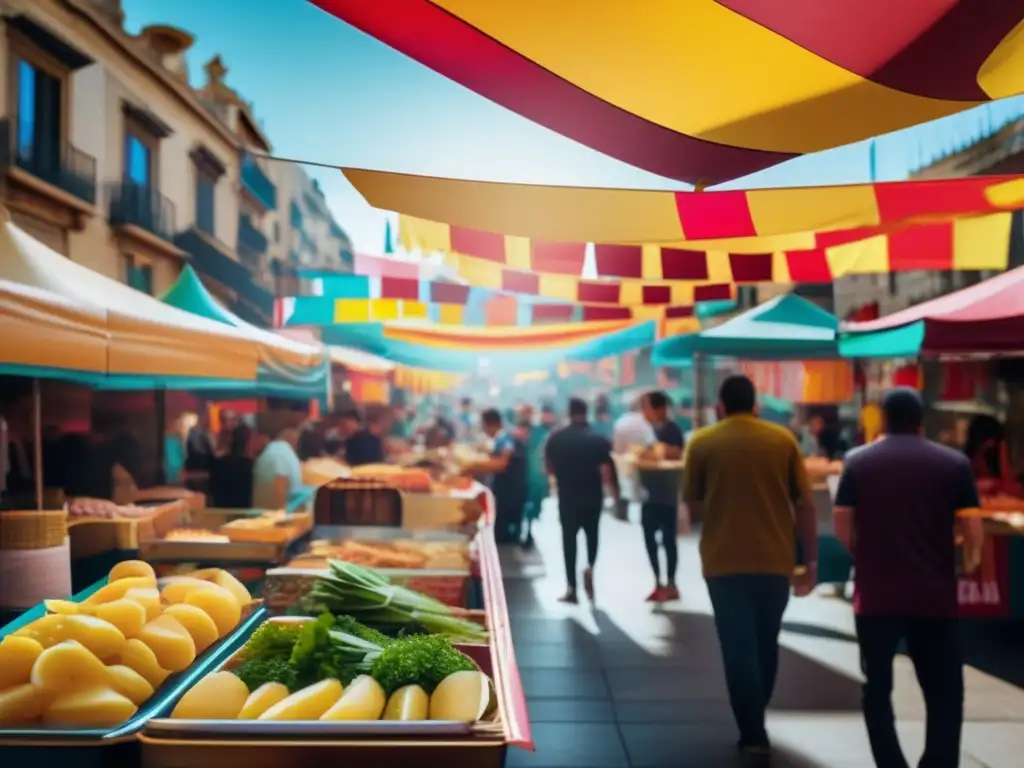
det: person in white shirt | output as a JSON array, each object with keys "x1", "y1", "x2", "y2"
[
  {"x1": 252, "y1": 427, "x2": 302, "y2": 510},
  {"x1": 611, "y1": 400, "x2": 656, "y2": 520}
]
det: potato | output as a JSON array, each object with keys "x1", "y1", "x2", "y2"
[
  {"x1": 259, "y1": 679, "x2": 343, "y2": 721},
  {"x1": 183, "y1": 584, "x2": 241, "y2": 637},
  {"x1": 123, "y1": 587, "x2": 162, "y2": 622},
  {"x1": 44, "y1": 599, "x2": 84, "y2": 615},
  {"x1": 14, "y1": 614, "x2": 125, "y2": 660},
  {"x1": 119, "y1": 638, "x2": 170, "y2": 689},
  {"x1": 30, "y1": 640, "x2": 110, "y2": 693},
  {"x1": 320, "y1": 675, "x2": 386, "y2": 721},
  {"x1": 108, "y1": 560, "x2": 156, "y2": 582},
  {"x1": 171, "y1": 671, "x2": 249, "y2": 719},
  {"x1": 162, "y1": 604, "x2": 219, "y2": 653},
  {"x1": 0, "y1": 683, "x2": 45, "y2": 725},
  {"x1": 429, "y1": 671, "x2": 496, "y2": 722},
  {"x1": 206, "y1": 570, "x2": 251, "y2": 607},
  {"x1": 44, "y1": 687, "x2": 138, "y2": 726},
  {"x1": 238, "y1": 682, "x2": 290, "y2": 719},
  {"x1": 94, "y1": 599, "x2": 147, "y2": 639},
  {"x1": 106, "y1": 664, "x2": 155, "y2": 706},
  {"x1": 161, "y1": 577, "x2": 217, "y2": 605},
  {"x1": 84, "y1": 576, "x2": 158, "y2": 605},
  {"x1": 137, "y1": 615, "x2": 196, "y2": 672},
  {"x1": 0, "y1": 636, "x2": 44, "y2": 689},
  {"x1": 383, "y1": 684, "x2": 428, "y2": 721}
]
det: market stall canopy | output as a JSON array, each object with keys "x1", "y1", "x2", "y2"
[
  {"x1": 161, "y1": 266, "x2": 328, "y2": 398},
  {"x1": 841, "y1": 263, "x2": 1024, "y2": 355},
  {"x1": 0, "y1": 279, "x2": 108, "y2": 378},
  {"x1": 0, "y1": 220, "x2": 257, "y2": 383},
  {"x1": 327, "y1": 345, "x2": 395, "y2": 374},
  {"x1": 652, "y1": 293, "x2": 839, "y2": 363},
  {"x1": 350, "y1": 170, "x2": 1022, "y2": 245},
  {"x1": 317, "y1": 0, "x2": 1024, "y2": 183}
]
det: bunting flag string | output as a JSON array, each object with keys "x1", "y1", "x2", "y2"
[
  {"x1": 403, "y1": 212, "x2": 1014, "y2": 285},
  {"x1": 317, "y1": 0, "x2": 1023, "y2": 183}
]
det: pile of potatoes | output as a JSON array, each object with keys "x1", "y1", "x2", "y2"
[{"x1": 0, "y1": 561, "x2": 252, "y2": 727}]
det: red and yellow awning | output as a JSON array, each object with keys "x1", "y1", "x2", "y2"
[
  {"x1": 381, "y1": 319, "x2": 640, "y2": 350},
  {"x1": 317, "y1": 1, "x2": 1024, "y2": 183},
  {"x1": 348, "y1": 169, "x2": 1024, "y2": 243}
]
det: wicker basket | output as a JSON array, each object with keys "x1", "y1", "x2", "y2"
[{"x1": 0, "y1": 509, "x2": 68, "y2": 550}]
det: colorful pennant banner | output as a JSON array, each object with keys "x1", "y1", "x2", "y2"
[
  {"x1": 400, "y1": 212, "x2": 1014, "y2": 286},
  {"x1": 346, "y1": 168, "x2": 1024, "y2": 244},
  {"x1": 320, "y1": 0, "x2": 1023, "y2": 183}
]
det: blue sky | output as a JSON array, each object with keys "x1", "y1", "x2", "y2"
[{"x1": 124, "y1": 0, "x2": 1024, "y2": 255}]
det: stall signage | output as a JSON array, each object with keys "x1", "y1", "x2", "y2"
[{"x1": 958, "y1": 534, "x2": 1010, "y2": 618}]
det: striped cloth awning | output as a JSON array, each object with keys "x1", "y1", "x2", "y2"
[
  {"x1": 348, "y1": 169, "x2": 1024, "y2": 244},
  {"x1": 316, "y1": 0, "x2": 1024, "y2": 183}
]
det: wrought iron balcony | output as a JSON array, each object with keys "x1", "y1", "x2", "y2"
[
  {"x1": 0, "y1": 116, "x2": 97, "y2": 204},
  {"x1": 237, "y1": 214, "x2": 269, "y2": 271},
  {"x1": 240, "y1": 152, "x2": 276, "y2": 210},
  {"x1": 107, "y1": 181, "x2": 176, "y2": 242}
]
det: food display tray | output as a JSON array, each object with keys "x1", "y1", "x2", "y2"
[{"x1": 0, "y1": 578, "x2": 267, "y2": 754}]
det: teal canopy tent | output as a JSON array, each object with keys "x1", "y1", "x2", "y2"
[
  {"x1": 161, "y1": 266, "x2": 329, "y2": 401},
  {"x1": 837, "y1": 321, "x2": 925, "y2": 359},
  {"x1": 652, "y1": 294, "x2": 839, "y2": 365}
]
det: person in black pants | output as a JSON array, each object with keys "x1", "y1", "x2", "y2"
[
  {"x1": 638, "y1": 391, "x2": 685, "y2": 602},
  {"x1": 545, "y1": 398, "x2": 619, "y2": 603},
  {"x1": 833, "y1": 388, "x2": 982, "y2": 768},
  {"x1": 463, "y1": 409, "x2": 527, "y2": 543}
]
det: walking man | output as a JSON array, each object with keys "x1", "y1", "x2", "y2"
[
  {"x1": 683, "y1": 375, "x2": 819, "y2": 762},
  {"x1": 639, "y1": 391, "x2": 685, "y2": 601},
  {"x1": 612, "y1": 398, "x2": 655, "y2": 520},
  {"x1": 464, "y1": 408, "x2": 526, "y2": 543},
  {"x1": 545, "y1": 398, "x2": 620, "y2": 603},
  {"x1": 833, "y1": 388, "x2": 983, "y2": 768}
]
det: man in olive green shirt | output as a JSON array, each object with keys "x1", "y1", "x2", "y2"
[{"x1": 683, "y1": 375, "x2": 819, "y2": 762}]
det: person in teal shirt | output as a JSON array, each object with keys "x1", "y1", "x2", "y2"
[{"x1": 521, "y1": 404, "x2": 556, "y2": 549}]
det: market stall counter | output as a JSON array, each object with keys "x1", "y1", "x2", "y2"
[
  {"x1": 0, "y1": 560, "x2": 266, "y2": 767},
  {"x1": 136, "y1": 526, "x2": 531, "y2": 767}
]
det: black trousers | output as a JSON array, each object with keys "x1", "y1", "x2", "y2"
[
  {"x1": 560, "y1": 506, "x2": 600, "y2": 589},
  {"x1": 494, "y1": 501, "x2": 523, "y2": 543},
  {"x1": 641, "y1": 502, "x2": 678, "y2": 584},
  {"x1": 706, "y1": 574, "x2": 790, "y2": 747},
  {"x1": 855, "y1": 616, "x2": 963, "y2": 768}
]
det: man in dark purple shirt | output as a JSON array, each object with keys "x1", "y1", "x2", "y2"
[{"x1": 833, "y1": 388, "x2": 983, "y2": 768}]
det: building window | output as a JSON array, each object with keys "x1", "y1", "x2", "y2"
[
  {"x1": 195, "y1": 172, "x2": 216, "y2": 235},
  {"x1": 125, "y1": 132, "x2": 151, "y2": 187},
  {"x1": 15, "y1": 58, "x2": 62, "y2": 169},
  {"x1": 124, "y1": 256, "x2": 153, "y2": 295}
]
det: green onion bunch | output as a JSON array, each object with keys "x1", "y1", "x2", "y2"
[{"x1": 310, "y1": 560, "x2": 488, "y2": 644}]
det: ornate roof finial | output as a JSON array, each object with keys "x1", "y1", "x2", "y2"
[{"x1": 204, "y1": 55, "x2": 227, "y2": 85}]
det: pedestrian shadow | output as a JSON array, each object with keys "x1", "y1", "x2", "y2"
[
  {"x1": 503, "y1": 573, "x2": 855, "y2": 766},
  {"x1": 780, "y1": 620, "x2": 858, "y2": 644}
]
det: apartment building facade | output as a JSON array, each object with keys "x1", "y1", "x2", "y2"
[{"x1": 0, "y1": 0, "x2": 352, "y2": 328}]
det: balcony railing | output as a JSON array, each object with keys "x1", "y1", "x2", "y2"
[
  {"x1": 0, "y1": 116, "x2": 97, "y2": 204},
  {"x1": 241, "y1": 153, "x2": 277, "y2": 210},
  {"x1": 237, "y1": 214, "x2": 269, "y2": 270},
  {"x1": 175, "y1": 226, "x2": 274, "y2": 325},
  {"x1": 107, "y1": 181, "x2": 176, "y2": 242}
]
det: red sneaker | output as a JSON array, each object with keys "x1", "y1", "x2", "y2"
[
  {"x1": 662, "y1": 585, "x2": 681, "y2": 601},
  {"x1": 645, "y1": 586, "x2": 666, "y2": 602}
]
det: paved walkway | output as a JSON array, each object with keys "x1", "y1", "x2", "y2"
[{"x1": 499, "y1": 508, "x2": 1024, "y2": 767}]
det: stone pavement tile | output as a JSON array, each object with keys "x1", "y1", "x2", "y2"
[
  {"x1": 519, "y1": 668, "x2": 611, "y2": 699},
  {"x1": 506, "y1": 723, "x2": 630, "y2": 767},
  {"x1": 620, "y1": 723, "x2": 815, "y2": 768},
  {"x1": 514, "y1": 640, "x2": 605, "y2": 669},
  {"x1": 963, "y1": 722, "x2": 1024, "y2": 768},
  {"x1": 605, "y1": 666, "x2": 728, "y2": 702},
  {"x1": 614, "y1": 699, "x2": 734, "y2": 723},
  {"x1": 509, "y1": 617, "x2": 604, "y2": 646},
  {"x1": 527, "y1": 698, "x2": 616, "y2": 723},
  {"x1": 767, "y1": 714, "x2": 988, "y2": 768}
]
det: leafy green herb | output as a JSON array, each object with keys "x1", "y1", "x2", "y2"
[
  {"x1": 334, "y1": 614, "x2": 394, "y2": 647},
  {"x1": 238, "y1": 621, "x2": 303, "y2": 662},
  {"x1": 370, "y1": 634, "x2": 477, "y2": 694},
  {"x1": 233, "y1": 657, "x2": 299, "y2": 691}
]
